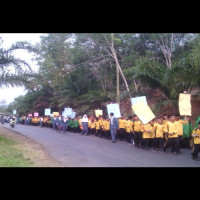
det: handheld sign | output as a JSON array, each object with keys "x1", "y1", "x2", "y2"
[
  {"x1": 179, "y1": 93, "x2": 191, "y2": 116},
  {"x1": 53, "y1": 112, "x2": 59, "y2": 117},
  {"x1": 132, "y1": 100, "x2": 155, "y2": 124},
  {"x1": 71, "y1": 112, "x2": 76, "y2": 119},
  {"x1": 13, "y1": 110, "x2": 17, "y2": 115},
  {"x1": 106, "y1": 103, "x2": 121, "y2": 118},
  {"x1": 131, "y1": 96, "x2": 147, "y2": 106},
  {"x1": 44, "y1": 108, "x2": 51, "y2": 116},
  {"x1": 64, "y1": 108, "x2": 72, "y2": 115},
  {"x1": 34, "y1": 112, "x2": 39, "y2": 117},
  {"x1": 95, "y1": 110, "x2": 103, "y2": 118}
]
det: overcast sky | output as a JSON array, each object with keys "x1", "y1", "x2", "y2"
[{"x1": 0, "y1": 33, "x2": 43, "y2": 104}]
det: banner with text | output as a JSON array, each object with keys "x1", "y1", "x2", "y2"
[
  {"x1": 132, "y1": 100, "x2": 155, "y2": 124},
  {"x1": 106, "y1": 103, "x2": 121, "y2": 118},
  {"x1": 179, "y1": 93, "x2": 191, "y2": 116},
  {"x1": 44, "y1": 108, "x2": 51, "y2": 116}
]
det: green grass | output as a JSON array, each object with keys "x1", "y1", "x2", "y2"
[{"x1": 0, "y1": 135, "x2": 34, "y2": 167}]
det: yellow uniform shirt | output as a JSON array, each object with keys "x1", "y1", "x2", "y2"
[
  {"x1": 99, "y1": 119, "x2": 103, "y2": 128},
  {"x1": 165, "y1": 121, "x2": 178, "y2": 138},
  {"x1": 101, "y1": 120, "x2": 106, "y2": 130},
  {"x1": 43, "y1": 117, "x2": 47, "y2": 123},
  {"x1": 142, "y1": 124, "x2": 152, "y2": 139},
  {"x1": 95, "y1": 121, "x2": 100, "y2": 130},
  {"x1": 133, "y1": 120, "x2": 142, "y2": 132},
  {"x1": 125, "y1": 120, "x2": 134, "y2": 133},
  {"x1": 105, "y1": 121, "x2": 110, "y2": 130},
  {"x1": 154, "y1": 123, "x2": 165, "y2": 138},
  {"x1": 118, "y1": 119, "x2": 126, "y2": 129},
  {"x1": 88, "y1": 120, "x2": 91, "y2": 128},
  {"x1": 192, "y1": 128, "x2": 200, "y2": 144},
  {"x1": 90, "y1": 121, "x2": 96, "y2": 129},
  {"x1": 175, "y1": 119, "x2": 188, "y2": 136}
]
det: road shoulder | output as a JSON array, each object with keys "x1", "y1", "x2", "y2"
[{"x1": 0, "y1": 125, "x2": 64, "y2": 167}]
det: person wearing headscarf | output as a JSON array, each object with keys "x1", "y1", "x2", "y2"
[
  {"x1": 81, "y1": 115, "x2": 89, "y2": 136},
  {"x1": 62, "y1": 116, "x2": 69, "y2": 133}
]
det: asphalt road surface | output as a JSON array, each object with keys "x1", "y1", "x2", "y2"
[{"x1": 1, "y1": 123, "x2": 200, "y2": 167}]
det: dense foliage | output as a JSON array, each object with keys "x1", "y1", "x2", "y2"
[{"x1": 3, "y1": 33, "x2": 200, "y2": 116}]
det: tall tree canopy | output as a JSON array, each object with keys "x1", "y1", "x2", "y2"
[{"x1": 5, "y1": 33, "x2": 200, "y2": 116}]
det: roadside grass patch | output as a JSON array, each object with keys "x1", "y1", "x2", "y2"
[{"x1": 0, "y1": 135, "x2": 34, "y2": 167}]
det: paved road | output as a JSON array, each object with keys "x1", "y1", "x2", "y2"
[{"x1": 1, "y1": 123, "x2": 199, "y2": 167}]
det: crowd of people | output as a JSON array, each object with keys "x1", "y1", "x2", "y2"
[
  {"x1": 7, "y1": 112, "x2": 200, "y2": 161},
  {"x1": 1, "y1": 112, "x2": 200, "y2": 161}
]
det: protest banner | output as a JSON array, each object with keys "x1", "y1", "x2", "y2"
[
  {"x1": 106, "y1": 103, "x2": 121, "y2": 118},
  {"x1": 44, "y1": 108, "x2": 51, "y2": 116},
  {"x1": 71, "y1": 112, "x2": 76, "y2": 119},
  {"x1": 13, "y1": 110, "x2": 17, "y2": 115},
  {"x1": 132, "y1": 100, "x2": 155, "y2": 124},
  {"x1": 131, "y1": 96, "x2": 147, "y2": 106},
  {"x1": 28, "y1": 114, "x2": 32, "y2": 117},
  {"x1": 34, "y1": 112, "x2": 39, "y2": 117},
  {"x1": 64, "y1": 108, "x2": 72, "y2": 115},
  {"x1": 95, "y1": 110, "x2": 103, "y2": 117},
  {"x1": 179, "y1": 93, "x2": 191, "y2": 116},
  {"x1": 53, "y1": 112, "x2": 59, "y2": 117}
]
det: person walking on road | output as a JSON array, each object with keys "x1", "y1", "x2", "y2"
[
  {"x1": 191, "y1": 122, "x2": 200, "y2": 161},
  {"x1": 81, "y1": 115, "x2": 89, "y2": 136},
  {"x1": 62, "y1": 117, "x2": 69, "y2": 133},
  {"x1": 109, "y1": 112, "x2": 119, "y2": 143}
]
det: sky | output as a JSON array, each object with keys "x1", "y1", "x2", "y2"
[{"x1": 0, "y1": 33, "x2": 43, "y2": 104}]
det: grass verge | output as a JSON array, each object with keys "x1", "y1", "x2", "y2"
[{"x1": 0, "y1": 135, "x2": 34, "y2": 167}]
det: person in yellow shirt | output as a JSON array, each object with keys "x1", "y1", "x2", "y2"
[
  {"x1": 125, "y1": 116, "x2": 134, "y2": 143},
  {"x1": 100, "y1": 117, "x2": 106, "y2": 138},
  {"x1": 141, "y1": 121, "x2": 153, "y2": 149},
  {"x1": 118, "y1": 116, "x2": 127, "y2": 141},
  {"x1": 175, "y1": 114, "x2": 188, "y2": 154},
  {"x1": 162, "y1": 114, "x2": 169, "y2": 142},
  {"x1": 152, "y1": 118, "x2": 166, "y2": 151},
  {"x1": 105, "y1": 117, "x2": 111, "y2": 140},
  {"x1": 95, "y1": 118, "x2": 101, "y2": 137},
  {"x1": 163, "y1": 115, "x2": 180, "y2": 155},
  {"x1": 133, "y1": 115, "x2": 143, "y2": 148},
  {"x1": 88, "y1": 116, "x2": 92, "y2": 135},
  {"x1": 90, "y1": 117, "x2": 96, "y2": 135},
  {"x1": 191, "y1": 122, "x2": 200, "y2": 161}
]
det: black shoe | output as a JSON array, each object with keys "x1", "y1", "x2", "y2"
[
  {"x1": 112, "y1": 141, "x2": 115, "y2": 143},
  {"x1": 193, "y1": 158, "x2": 200, "y2": 161}
]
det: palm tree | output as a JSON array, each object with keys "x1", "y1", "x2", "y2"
[{"x1": 0, "y1": 38, "x2": 37, "y2": 87}]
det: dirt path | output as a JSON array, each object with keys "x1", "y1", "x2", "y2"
[{"x1": 0, "y1": 126, "x2": 64, "y2": 167}]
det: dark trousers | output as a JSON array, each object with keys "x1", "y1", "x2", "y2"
[
  {"x1": 193, "y1": 144, "x2": 200, "y2": 158},
  {"x1": 163, "y1": 137, "x2": 179, "y2": 153},
  {"x1": 91, "y1": 128, "x2": 95, "y2": 135},
  {"x1": 181, "y1": 137, "x2": 191, "y2": 149},
  {"x1": 105, "y1": 130, "x2": 111, "y2": 139},
  {"x1": 153, "y1": 138, "x2": 165, "y2": 150},
  {"x1": 95, "y1": 129, "x2": 100, "y2": 136},
  {"x1": 133, "y1": 131, "x2": 142, "y2": 147},
  {"x1": 178, "y1": 135, "x2": 183, "y2": 152},
  {"x1": 118, "y1": 128, "x2": 126, "y2": 140},
  {"x1": 100, "y1": 130, "x2": 105, "y2": 138},
  {"x1": 141, "y1": 138, "x2": 150, "y2": 149},
  {"x1": 125, "y1": 132, "x2": 132, "y2": 143}
]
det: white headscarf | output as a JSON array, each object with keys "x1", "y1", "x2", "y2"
[{"x1": 81, "y1": 115, "x2": 88, "y2": 122}]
